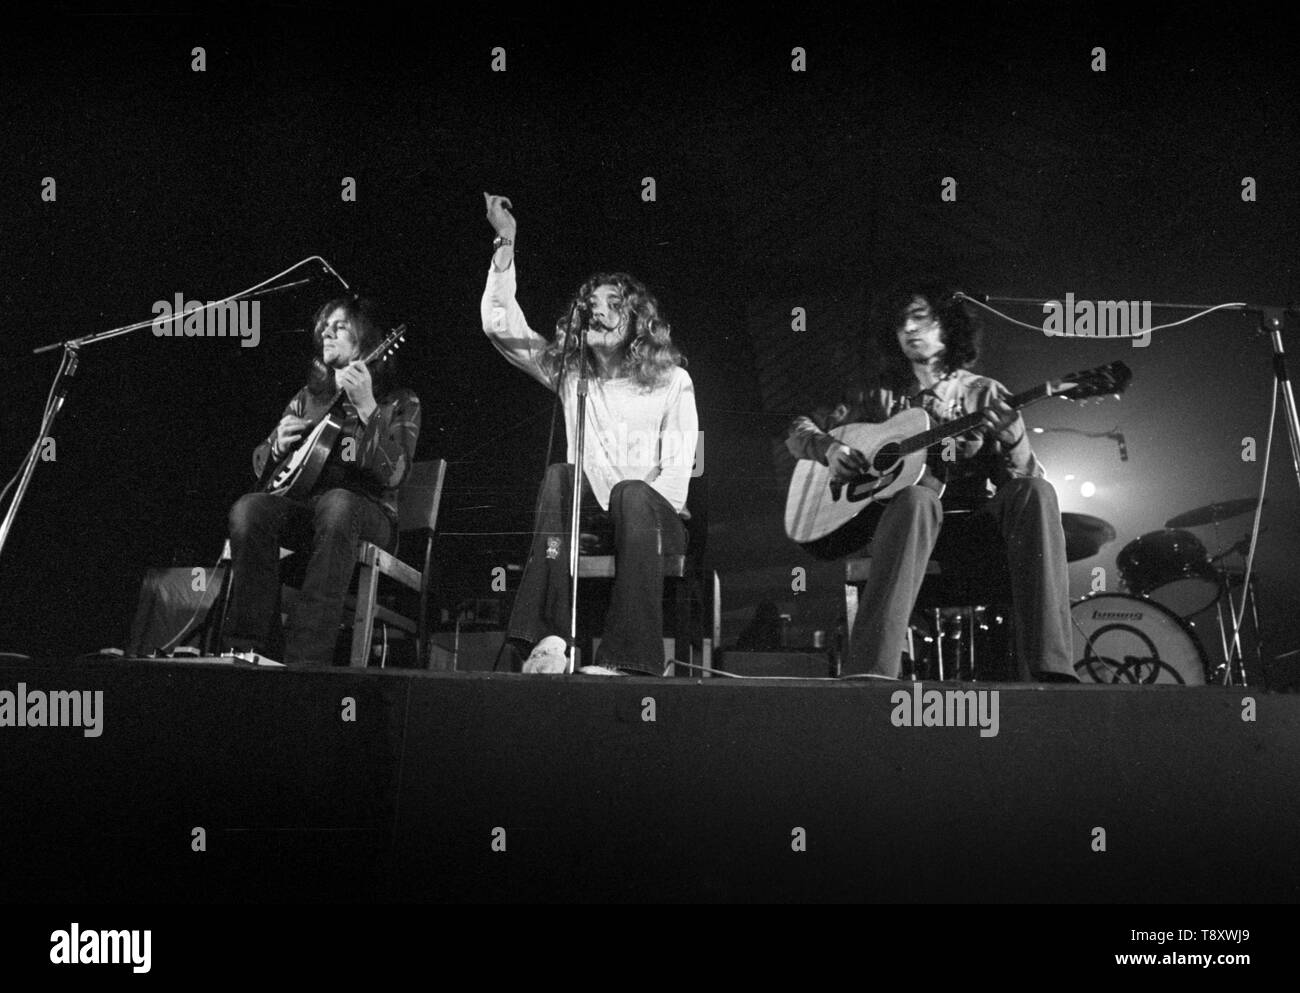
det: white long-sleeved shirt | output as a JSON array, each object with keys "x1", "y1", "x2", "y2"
[{"x1": 480, "y1": 262, "x2": 698, "y2": 513}]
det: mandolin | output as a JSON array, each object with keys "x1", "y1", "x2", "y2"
[
  {"x1": 784, "y1": 361, "x2": 1132, "y2": 559},
  {"x1": 262, "y1": 324, "x2": 406, "y2": 500}
]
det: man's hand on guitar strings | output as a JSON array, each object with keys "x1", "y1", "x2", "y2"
[
  {"x1": 336, "y1": 360, "x2": 377, "y2": 420},
  {"x1": 981, "y1": 395, "x2": 1021, "y2": 446},
  {"x1": 827, "y1": 441, "x2": 869, "y2": 483},
  {"x1": 272, "y1": 414, "x2": 310, "y2": 458}
]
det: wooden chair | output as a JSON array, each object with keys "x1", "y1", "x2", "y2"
[
  {"x1": 217, "y1": 459, "x2": 447, "y2": 667},
  {"x1": 576, "y1": 472, "x2": 720, "y2": 675},
  {"x1": 346, "y1": 459, "x2": 447, "y2": 666}
]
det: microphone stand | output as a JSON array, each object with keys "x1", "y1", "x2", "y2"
[
  {"x1": 0, "y1": 267, "x2": 327, "y2": 566},
  {"x1": 0, "y1": 346, "x2": 80, "y2": 565},
  {"x1": 1259, "y1": 308, "x2": 1300, "y2": 496},
  {"x1": 971, "y1": 292, "x2": 1300, "y2": 686},
  {"x1": 971, "y1": 293, "x2": 1300, "y2": 499},
  {"x1": 565, "y1": 320, "x2": 590, "y2": 674}
]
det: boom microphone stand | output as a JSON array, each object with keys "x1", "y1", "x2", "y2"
[
  {"x1": 0, "y1": 257, "x2": 345, "y2": 567},
  {"x1": 962, "y1": 292, "x2": 1300, "y2": 685},
  {"x1": 965, "y1": 293, "x2": 1300, "y2": 495}
]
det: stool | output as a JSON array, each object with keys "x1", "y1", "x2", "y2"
[{"x1": 844, "y1": 556, "x2": 1014, "y2": 680}]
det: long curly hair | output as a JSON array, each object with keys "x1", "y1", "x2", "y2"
[
  {"x1": 305, "y1": 295, "x2": 395, "y2": 399},
  {"x1": 868, "y1": 279, "x2": 981, "y2": 390},
  {"x1": 542, "y1": 272, "x2": 685, "y2": 391}
]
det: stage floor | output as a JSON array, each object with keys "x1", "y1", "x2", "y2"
[{"x1": 2, "y1": 659, "x2": 1295, "y2": 902}]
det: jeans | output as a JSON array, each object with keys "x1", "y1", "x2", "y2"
[
  {"x1": 847, "y1": 477, "x2": 1073, "y2": 678},
  {"x1": 504, "y1": 463, "x2": 686, "y2": 675},
  {"x1": 224, "y1": 488, "x2": 395, "y2": 665}
]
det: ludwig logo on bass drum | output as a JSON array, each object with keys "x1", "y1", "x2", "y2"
[{"x1": 1092, "y1": 610, "x2": 1144, "y2": 620}]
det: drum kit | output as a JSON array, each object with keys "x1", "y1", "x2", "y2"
[
  {"x1": 901, "y1": 498, "x2": 1264, "y2": 685},
  {"x1": 1071, "y1": 497, "x2": 1264, "y2": 686}
]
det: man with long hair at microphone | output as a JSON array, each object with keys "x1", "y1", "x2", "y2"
[
  {"x1": 223, "y1": 295, "x2": 421, "y2": 665},
  {"x1": 786, "y1": 281, "x2": 1075, "y2": 681},
  {"x1": 481, "y1": 193, "x2": 698, "y2": 676}
]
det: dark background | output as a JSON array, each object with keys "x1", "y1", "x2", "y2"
[{"x1": 2, "y1": 4, "x2": 1297, "y2": 684}]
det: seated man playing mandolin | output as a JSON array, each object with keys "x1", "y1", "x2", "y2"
[
  {"x1": 786, "y1": 281, "x2": 1077, "y2": 681},
  {"x1": 223, "y1": 296, "x2": 421, "y2": 666}
]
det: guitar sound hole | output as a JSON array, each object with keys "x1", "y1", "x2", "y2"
[{"x1": 872, "y1": 444, "x2": 901, "y2": 474}]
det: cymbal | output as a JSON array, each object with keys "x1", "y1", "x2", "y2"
[
  {"x1": 1062, "y1": 512, "x2": 1117, "y2": 562},
  {"x1": 1165, "y1": 497, "x2": 1263, "y2": 529}
]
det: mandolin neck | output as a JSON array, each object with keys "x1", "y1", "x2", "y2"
[
  {"x1": 898, "y1": 383, "x2": 1052, "y2": 455},
  {"x1": 321, "y1": 339, "x2": 395, "y2": 412}
]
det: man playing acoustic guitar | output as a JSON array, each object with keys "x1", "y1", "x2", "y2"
[
  {"x1": 223, "y1": 296, "x2": 421, "y2": 666},
  {"x1": 786, "y1": 282, "x2": 1076, "y2": 681}
]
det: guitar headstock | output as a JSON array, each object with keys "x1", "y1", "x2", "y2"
[
  {"x1": 365, "y1": 324, "x2": 407, "y2": 365},
  {"x1": 1049, "y1": 361, "x2": 1132, "y2": 402}
]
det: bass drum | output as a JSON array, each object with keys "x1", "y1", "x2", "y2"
[{"x1": 1070, "y1": 592, "x2": 1207, "y2": 685}]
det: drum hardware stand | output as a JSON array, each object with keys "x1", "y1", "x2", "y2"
[
  {"x1": 933, "y1": 608, "x2": 948, "y2": 681},
  {"x1": 1204, "y1": 533, "x2": 1261, "y2": 686},
  {"x1": 1210, "y1": 573, "x2": 1263, "y2": 686},
  {"x1": 930, "y1": 606, "x2": 980, "y2": 682}
]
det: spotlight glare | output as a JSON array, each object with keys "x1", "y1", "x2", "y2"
[{"x1": 1080, "y1": 481, "x2": 1096, "y2": 498}]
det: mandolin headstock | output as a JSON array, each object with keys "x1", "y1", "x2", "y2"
[{"x1": 364, "y1": 324, "x2": 407, "y2": 366}]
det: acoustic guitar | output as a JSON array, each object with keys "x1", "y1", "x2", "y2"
[
  {"x1": 262, "y1": 324, "x2": 406, "y2": 500},
  {"x1": 784, "y1": 361, "x2": 1132, "y2": 559}
]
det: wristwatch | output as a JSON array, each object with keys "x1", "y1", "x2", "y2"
[{"x1": 493, "y1": 235, "x2": 513, "y2": 249}]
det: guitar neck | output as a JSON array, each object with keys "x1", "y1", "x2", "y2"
[{"x1": 898, "y1": 383, "x2": 1051, "y2": 455}]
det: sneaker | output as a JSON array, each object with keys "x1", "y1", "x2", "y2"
[
  {"x1": 522, "y1": 635, "x2": 570, "y2": 674},
  {"x1": 577, "y1": 664, "x2": 627, "y2": 676}
]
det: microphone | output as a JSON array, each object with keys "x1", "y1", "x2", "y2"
[
  {"x1": 576, "y1": 299, "x2": 610, "y2": 332},
  {"x1": 317, "y1": 257, "x2": 350, "y2": 291}
]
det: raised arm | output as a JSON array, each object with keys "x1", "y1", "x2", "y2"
[{"x1": 479, "y1": 193, "x2": 554, "y2": 390}]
